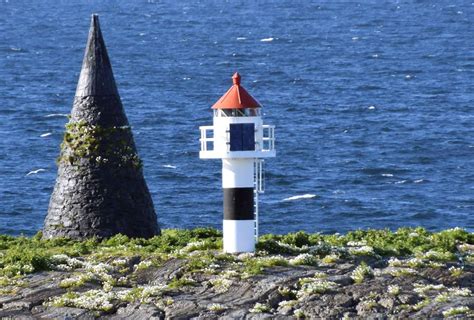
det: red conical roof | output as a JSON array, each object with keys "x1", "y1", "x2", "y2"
[{"x1": 212, "y1": 73, "x2": 261, "y2": 109}]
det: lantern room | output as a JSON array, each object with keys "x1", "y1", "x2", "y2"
[{"x1": 199, "y1": 73, "x2": 275, "y2": 159}]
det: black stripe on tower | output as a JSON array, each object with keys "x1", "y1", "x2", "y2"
[{"x1": 223, "y1": 188, "x2": 254, "y2": 220}]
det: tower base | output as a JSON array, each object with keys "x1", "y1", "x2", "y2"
[{"x1": 223, "y1": 220, "x2": 255, "y2": 253}]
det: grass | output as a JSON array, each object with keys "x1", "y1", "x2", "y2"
[
  {"x1": 0, "y1": 227, "x2": 471, "y2": 316},
  {"x1": 0, "y1": 228, "x2": 222, "y2": 276},
  {"x1": 0, "y1": 227, "x2": 471, "y2": 279}
]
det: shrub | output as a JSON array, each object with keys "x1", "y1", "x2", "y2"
[{"x1": 351, "y1": 262, "x2": 373, "y2": 284}]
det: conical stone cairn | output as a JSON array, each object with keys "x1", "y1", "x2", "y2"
[{"x1": 43, "y1": 14, "x2": 160, "y2": 239}]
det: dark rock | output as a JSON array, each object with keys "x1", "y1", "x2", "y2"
[
  {"x1": 397, "y1": 293, "x2": 420, "y2": 305},
  {"x1": 43, "y1": 14, "x2": 159, "y2": 240},
  {"x1": 113, "y1": 303, "x2": 164, "y2": 319},
  {"x1": 378, "y1": 297, "x2": 395, "y2": 310},
  {"x1": 266, "y1": 290, "x2": 284, "y2": 309},
  {"x1": 327, "y1": 274, "x2": 354, "y2": 286},
  {"x1": 165, "y1": 300, "x2": 199, "y2": 319},
  {"x1": 1, "y1": 251, "x2": 472, "y2": 319},
  {"x1": 333, "y1": 294, "x2": 357, "y2": 308},
  {"x1": 36, "y1": 307, "x2": 97, "y2": 320}
]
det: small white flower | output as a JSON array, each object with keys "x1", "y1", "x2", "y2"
[
  {"x1": 249, "y1": 302, "x2": 270, "y2": 313},
  {"x1": 388, "y1": 284, "x2": 401, "y2": 296},
  {"x1": 207, "y1": 303, "x2": 226, "y2": 312},
  {"x1": 289, "y1": 253, "x2": 318, "y2": 266},
  {"x1": 442, "y1": 306, "x2": 470, "y2": 317}
]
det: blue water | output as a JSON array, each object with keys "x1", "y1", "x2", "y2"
[{"x1": 1, "y1": 1, "x2": 473, "y2": 236}]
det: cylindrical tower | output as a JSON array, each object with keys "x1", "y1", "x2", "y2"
[{"x1": 200, "y1": 73, "x2": 275, "y2": 253}]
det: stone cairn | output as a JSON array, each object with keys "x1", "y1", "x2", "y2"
[{"x1": 43, "y1": 15, "x2": 160, "y2": 239}]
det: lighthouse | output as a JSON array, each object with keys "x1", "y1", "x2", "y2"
[{"x1": 200, "y1": 73, "x2": 276, "y2": 253}]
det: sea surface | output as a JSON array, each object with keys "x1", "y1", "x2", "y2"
[{"x1": 1, "y1": 1, "x2": 473, "y2": 236}]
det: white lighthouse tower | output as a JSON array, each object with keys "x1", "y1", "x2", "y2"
[{"x1": 200, "y1": 72, "x2": 275, "y2": 253}]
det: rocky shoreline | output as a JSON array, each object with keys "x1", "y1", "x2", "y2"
[{"x1": 0, "y1": 228, "x2": 472, "y2": 319}]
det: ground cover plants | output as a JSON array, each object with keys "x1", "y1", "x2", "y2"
[{"x1": 0, "y1": 227, "x2": 472, "y2": 318}]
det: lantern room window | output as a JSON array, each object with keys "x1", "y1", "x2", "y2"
[{"x1": 214, "y1": 108, "x2": 261, "y2": 117}]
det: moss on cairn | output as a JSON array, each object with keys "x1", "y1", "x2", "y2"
[{"x1": 57, "y1": 120, "x2": 142, "y2": 169}]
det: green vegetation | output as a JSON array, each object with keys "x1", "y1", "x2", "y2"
[
  {"x1": 57, "y1": 120, "x2": 142, "y2": 168},
  {"x1": 258, "y1": 227, "x2": 472, "y2": 258},
  {"x1": 351, "y1": 261, "x2": 374, "y2": 283},
  {"x1": 0, "y1": 228, "x2": 222, "y2": 277},
  {"x1": 0, "y1": 227, "x2": 471, "y2": 279},
  {"x1": 442, "y1": 306, "x2": 471, "y2": 318},
  {"x1": 249, "y1": 302, "x2": 271, "y2": 313},
  {"x1": 0, "y1": 227, "x2": 472, "y2": 316}
]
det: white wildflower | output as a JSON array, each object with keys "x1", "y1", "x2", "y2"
[
  {"x1": 207, "y1": 303, "x2": 226, "y2": 312},
  {"x1": 442, "y1": 306, "x2": 470, "y2": 317},
  {"x1": 134, "y1": 260, "x2": 153, "y2": 271},
  {"x1": 278, "y1": 300, "x2": 298, "y2": 309},
  {"x1": 289, "y1": 253, "x2": 318, "y2": 266},
  {"x1": 413, "y1": 283, "x2": 445, "y2": 296},
  {"x1": 209, "y1": 277, "x2": 232, "y2": 293},
  {"x1": 388, "y1": 284, "x2": 401, "y2": 296},
  {"x1": 249, "y1": 302, "x2": 270, "y2": 313},
  {"x1": 297, "y1": 278, "x2": 338, "y2": 298},
  {"x1": 448, "y1": 266, "x2": 463, "y2": 277},
  {"x1": 349, "y1": 245, "x2": 375, "y2": 256},
  {"x1": 447, "y1": 287, "x2": 472, "y2": 297},
  {"x1": 351, "y1": 263, "x2": 373, "y2": 283},
  {"x1": 237, "y1": 252, "x2": 255, "y2": 260},
  {"x1": 347, "y1": 240, "x2": 367, "y2": 247}
]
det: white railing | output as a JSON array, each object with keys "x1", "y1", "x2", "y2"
[
  {"x1": 254, "y1": 191, "x2": 259, "y2": 240},
  {"x1": 254, "y1": 159, "x2": 264, "y2": 193},
  {"x1": 254, "y1": 159, "x2": 264, "y2": 240},
  {"x1": 262, "y1": 125, "x2": 275, "y2": 152},
  {"x1": 199, "y1": 126, "x2": 214, "y2": 152},
  {"x1": 200, "y1": 124, "x2": 275, "y2": 156}
]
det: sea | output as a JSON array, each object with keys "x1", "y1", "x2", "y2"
[{"x1": 0, "y1": 1, "x2": 473, "y2": 236}]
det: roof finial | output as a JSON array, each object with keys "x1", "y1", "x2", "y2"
[{"x1": 232, "y1": 72, "x2": 241, "y2": 85}]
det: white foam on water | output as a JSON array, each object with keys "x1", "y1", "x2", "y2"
[
  {"x1": 40, "y1": 132, "x2": 52, "y2": 137},
  {"x1": 414, "y1": 179, "x2": 424, "y2": 183},
  {"x1": 368, "y1": 105, "x2": 376, "y2": 110},
  {"x1": 381, "y1": 173, "x2": 393, "y2": 177},
  {"x1": 260, "y1": 37, "x2": 274, "y2": 42},
  {"x1": 45, "y1": 113, "x2": 69, "y2": 118},
  {"x1": 162, "y1": 164, "x2": 177, "y2": 169},
  {"x1": 236, "y1": 37, "x2": 247, "y2": 40},
  {"x1": 352, "y1": 36, "x2": 359, "y2": 40},
  {"x1": 282, "y1": 194, "x2": 316, "y2": 201},
  {"x1": 26, "y1": 169, "x2": 46, "y2": 176},
  {"x1": 394, "y1": 180, "x2": 407, "y2": 184}
]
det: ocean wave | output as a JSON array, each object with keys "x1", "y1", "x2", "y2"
[
  {"x1": 282, "y1": 194, "x2": 316, "y2": 201},
  {"x1": 45, "y1": 113, "x2": 69, "y2": 118},
  {"x1": 394, "y1": 180, "x2": 407, "y2": 184},
  {"x1": 260, "y1": 37, "x2": 274, "y2": 42}
]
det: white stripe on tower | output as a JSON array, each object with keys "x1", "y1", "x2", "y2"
[{"x1": 222, "y1": 158, "x2": 255, "y2": 253}]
